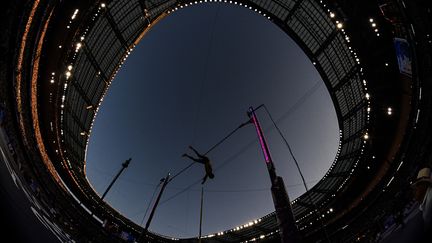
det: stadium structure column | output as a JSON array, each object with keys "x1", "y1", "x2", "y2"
[{"x1": 248, "y1": 107, "x2": 301, "y2": 243}]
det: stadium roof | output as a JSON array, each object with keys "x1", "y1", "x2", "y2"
[{"x1": 1, "y1": 0, "x2": 431, "y2": 242}]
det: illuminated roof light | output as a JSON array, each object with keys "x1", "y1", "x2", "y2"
[
  {"x1": 65, "y1": 71, "x2": 71, "y2": 78},
  {"x1": 363, "y1": 132, "x2": 369, "y2": 140},
  {"x1": 374, "y1": 29, "x2": 379, "y2": 32},
  {"x1": 377, "y1": 33, "x2": 380, "y2": 36},
  {"x1": 330, "y1": 12, "x2": 335, "y2": 18},
  {"x1": 369, "y1": 18, "x2": 374, "y2": 23},
  {"x1": 365, "y1": 93, "x2": 370, "y2": 100},
  {"x1": 58, "y1": 45, "x2": 62, "y2": 48},
  {"x1": 101, "y1": 3, "x2": 106, "y2": 8},
  {"x1": 50, "y1": 79, "x2": 54, "y2": 84},
  {"x1": 336, "y1": 22, "x2": 343, "y2": 29},
  {"x1": 71, "y1": 9, "x2": 79, "y2": 20},
  {"x1": 372, "y1": 23, "x2": 376, "y2": 27},
  {"x1": 367, "y1": 166, "x2": 370, "y2": 169},
  {"x1": 385, "y1": 63, "x2": 389, "y2": 66},
  {"x1": 387, "y1": 107, "x2": 392, "y2": 115},
  {"x1": 67, "y1": 65, "x2": 73, "y2": 71}
]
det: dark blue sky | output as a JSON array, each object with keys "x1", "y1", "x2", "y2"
[{"x1": 86, "y1": 3, "x2": 338, "y2": 238}]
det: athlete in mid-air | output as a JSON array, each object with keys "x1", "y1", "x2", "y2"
[{"x1": 182, "y1": 146, "x2": 214, "y2": 184}]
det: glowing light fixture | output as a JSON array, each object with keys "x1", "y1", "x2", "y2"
[{"x1": 363, "y1": 132, "x2": 369, "y2": 140}]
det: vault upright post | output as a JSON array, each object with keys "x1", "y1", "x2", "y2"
[
  {"x1": 139, "y1": 172, "x2": 170, "y2": 242},
  {"x1": 247, "y1": 106, "x2": 301, "y2": 243}
]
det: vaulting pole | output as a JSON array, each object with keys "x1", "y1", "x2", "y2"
[{"x1": 247, "y1": 106, "x2": 301, "y2": 243}]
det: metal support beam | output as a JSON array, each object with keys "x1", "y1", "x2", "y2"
[
  {"x1": 103, "y1": 9, "x2": 130, "y2": 51},
  {"x1": 284, "y1": 0, "x2": 304, "y2": 22},
  {"x1": 313, "y1": 29, "x2": 339, "y2": 58},
  {"x1": 82, "y1": 43, "x2": 109, "y2": 84},
  {"x1": 70, "y1": 77, "x2": 94, "y2": 107},
  {"x1": 333, "y1": 64, "x2": 361, "y2": 91},
  {"x1": 342, "y1": 100, "x2": 367, "y2": 120}
]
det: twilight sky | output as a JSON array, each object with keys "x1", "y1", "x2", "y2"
[{"x1": 85, "y1": 3, "x2": 339, "y2": 238}]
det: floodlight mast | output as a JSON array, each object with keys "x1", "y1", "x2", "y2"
[{"x1": 247, "y1": 106, "x2": 301, "y2": 243}]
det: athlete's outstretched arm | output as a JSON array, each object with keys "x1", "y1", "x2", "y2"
[{"x1": 182, "y1": 153, "x2": 205, "y2": 164}]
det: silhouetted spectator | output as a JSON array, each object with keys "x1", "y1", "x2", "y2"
[{"x1": 412, "y1": 167, "x2": 432, "y2": 233}]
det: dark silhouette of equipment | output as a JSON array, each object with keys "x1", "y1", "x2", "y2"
[
  {"x1": 101, "y1": 158, "x2": 131, "y2": 200},
  {"x1": 139, "y1": 173, "x2": 170, "y2": 241},
  {"x1": 248, "y1": 106, "x2": 301, "y2": 243}
]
